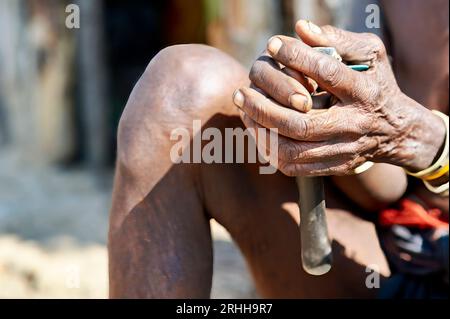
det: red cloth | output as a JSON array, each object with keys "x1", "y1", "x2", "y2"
[{"x1": 379, "y1": 199, "x2": 449, "y2": 229}]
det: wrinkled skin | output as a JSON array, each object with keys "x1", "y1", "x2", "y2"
[
  {"x1": 235, "y1": 21, "x2": 446, "y2": 177},
  {"x1": 109, "y1": 0, "x2": 448, "y2": 298}
]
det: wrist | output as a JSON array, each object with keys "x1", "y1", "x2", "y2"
[{"x1": 394, "y1": 94, "x2": 446, "y2": 172}]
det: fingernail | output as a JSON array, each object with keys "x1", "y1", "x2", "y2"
[
  {"x1": 290, "y1": 94, "x2": 308, "y2": 111},
  {"x1": 268, "y1": 37, "x2": 282, "y2": 56},
  {"x1": 233, "y1": 90, "x2": 244, "y2": 108},
  {"x1": 307, "y1": 20, "x2": 322, "y2": 34}
]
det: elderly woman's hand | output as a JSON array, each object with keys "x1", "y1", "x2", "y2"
[{"x1": 233, "y1": 20, "x2": 446, "y2": 176}]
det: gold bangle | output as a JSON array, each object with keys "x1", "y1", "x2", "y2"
[{"x1": 404, "y1": 110, "x2": 449, "y2": 179}]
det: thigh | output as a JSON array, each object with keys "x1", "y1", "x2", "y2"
[{"x1": 202, "y1": 158, "x2": 390, "y2": 298}]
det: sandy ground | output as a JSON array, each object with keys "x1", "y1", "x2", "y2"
[
  {"x1": 0, "y1": 150, "x2": 256, "y2": 298},
  {"x1": 0, "y1": 223, "x2": 256, "y2": 298}
]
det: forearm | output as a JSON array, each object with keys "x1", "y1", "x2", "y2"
[
  {"x1": 383, "y1": 93, "x2": 446, "y2": 172},
  {"x1": 332, "y1": 164, "x2": 407, "y2": 212}
]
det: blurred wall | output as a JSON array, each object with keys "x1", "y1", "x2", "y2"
[{"x1": 0, "y1": 0, "x2": 76, "y2": 165}]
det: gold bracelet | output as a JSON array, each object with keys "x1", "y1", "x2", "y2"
[{"x1": 404, "y1": 110, "x2": 449, "y2": 179}]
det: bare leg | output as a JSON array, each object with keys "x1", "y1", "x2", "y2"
[
  {"x1": 108, "y1": 45, "x2": 388, "y2": 298},
  {"x1": 108, "y1": 45, "x2": 248, "y2": 298}
]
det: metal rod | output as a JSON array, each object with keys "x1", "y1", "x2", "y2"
[{"x1": 296, "y1": 176, "x2": 332, "y2": 275}]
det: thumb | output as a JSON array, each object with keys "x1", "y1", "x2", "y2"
[{"x1": 295, "y1": 20, "x2": 384, "y2": 64}]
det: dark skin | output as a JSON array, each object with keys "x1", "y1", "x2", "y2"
[
  {"x1": 382, "y1": 0, "x2": 449, "y2": 214},
  {"x1": 236, "y1": 26, "x2": 445, "y2": 175},
  {"x1": 236, "y1": 17, "x2": 448, "y2": 214},
  {"x1": 109, "y1": 45, "x2": 389, "y2": 298},
  {"x1": 109, "y1": 0, "x2": 448, "y2": 298}
]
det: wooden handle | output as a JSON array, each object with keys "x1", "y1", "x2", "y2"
[{"x1": 296, "y1": 176, "x2": 332, "y2": 275}]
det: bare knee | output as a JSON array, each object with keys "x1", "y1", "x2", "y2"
[
  {"x1": 114, "y1": 45, "x2": 247, "y2": 196},
  {"x1": 141, "y1": 44, "x2": 247, "y2": 115},
  {"x1": 120, "y1": 45, "x2": 246, "y2": 133}
]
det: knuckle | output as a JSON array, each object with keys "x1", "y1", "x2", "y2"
[
  {"x1": 285, "y1": 116, "x2": 298, "y2": 138},
  {"x1": 251, "y1": 97, "x2": 270, "y2": 124},
  {"x1": 288, "y1": 116, "x2": 308, "y2": 140},
  {"x1": 358, "y1": 138, "x2": 373, "y2": 156},
  {"x1": 252, "y1": 101, "x2": 265, "y2": 123},
  {"x1": 365, "y1": 33, "x2": 386, "y2": 57},
  {"x1": 348, "y1": 75, "x2": 373, "y2": 102},
  {"x1": 300, "y1": 117, "x2": 314, "y2": 140},
  {"x1": 363, "y1": 76, "x2": 381, "y2": 100},
  {"x1": 351, "y1": 140, "x2": 365, "y2": 155},
  {"x1": 280, "y1": 142, "x2": 304, "y2": 163},
  {"x1": 316, "y1": 58, "x2": 343, "y2": 88},
  {"x1": 353, "y1": 78, "x2": 372, "y2": 100},
  {"x1": 360, "y1": 116, "x2": 376, "y2": 135},
  {"x1": 279, "y1": 141, "x2": 293, "y2": 162}
]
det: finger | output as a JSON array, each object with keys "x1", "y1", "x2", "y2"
[
  {"x1": 250, "y1": 55, "x2": 312, "y2": 112},
  {"x1": 235, "y1": 86, "x2": 321, "y2": 141},
  {"x1": 282, "y1": 66, "x2": 318, "y2": 93},
  {"x1": 233, "y1": 87, "x2": 371, "y2": 141},
  {"x1": 241, "y1": 111, "x2": 327, "y2": 162},
  {"x1": 240, "y1": 110, "x2": 275, "y2": 160},
  {"x1": 242, "y1": 113, "x2": 375, "y2": 164},
  {"x1": 311, "y1": 91, "x2": 333, "y2": 109},
  {"x1": 266, "y1": 35, "x2": 366, "y2": 101},
  {"x1": 278, "y1": 156, "x2": 367, "y2": 177},
  {"x1": 241, "y1": 113, "x2": 368, "y2": 177},
  {"x1": 295, "y1": 20, "x2": 386, "y2": 64},
  {"x1": 279, "y1": 138, "x2": 374, "y2": 164}
]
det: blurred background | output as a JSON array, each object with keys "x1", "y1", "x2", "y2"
[{"x1": 0, "y1": 0, "x2": 376, "y2": 298}]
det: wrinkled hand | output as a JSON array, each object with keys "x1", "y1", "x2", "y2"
[{"x1": 233, "y1": 20, "x2": 445, "y2": 176}]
